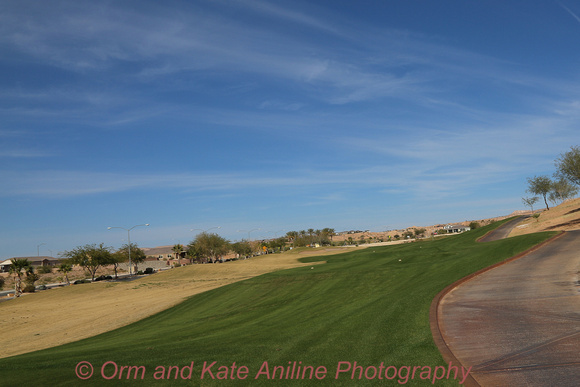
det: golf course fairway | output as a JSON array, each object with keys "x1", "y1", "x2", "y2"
[{"x1": 0, "y1": 220, "x2": 556, "y2": 386}]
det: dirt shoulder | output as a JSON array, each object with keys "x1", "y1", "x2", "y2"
[{"x1": 0, "y1": 247, "x2": 357, "y2": 359}]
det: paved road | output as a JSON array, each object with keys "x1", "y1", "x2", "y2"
[
  {"x1": 438, "y1": 230, "x2": 580, "y2": 386},
  {"x1": 477, "y1": 216, "x2": 527, "y2": 242}
]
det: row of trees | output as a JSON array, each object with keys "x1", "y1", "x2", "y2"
[
  {"x1": 181, "y1": 228, "x2": 340, "y2": 264},
  {"x1": 62, "y1": 243, "x2": 146, "y2": 282},
  {"x1": 524, "y1": 146, "x2": 580, "y2": 211},
  {"x1": 285, "y1": 228, "x2": 335, "y2": 248},
  {"x1": 179, "y1": 228, "x2": 340, "y2": 264},
  {"x1": 4, "y1": 242, "x2": 145, "y2": 297},
  {"x1": 6, "y1": 227, "x2": 341, "y2": 296}
]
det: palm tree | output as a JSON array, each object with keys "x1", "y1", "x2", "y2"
[
  {"x1": 307, "y1": 228, "x2": 314, "y2": 245},
  {"x1": 314, "y1": 229, "x2": 322, "y2": 245},
  {"x1": 286, "y1": 231, "x2": 298, "y2": 248},
  {"x1": 9, "y1": 258, "x2": 31, "y2": 297},
  {"x1": 172, "y1": 244, "x2": 184, "y2": 262},
  {"x1": 58, "y1": 263, "x2": 73, "y2": 285},
  {"x1": 327, "y1": 228, "x2": 335, "y2": 244}
]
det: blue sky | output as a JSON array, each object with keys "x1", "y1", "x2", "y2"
[{"x1": 1, "y1": 0, "x2": 580, "y2": 259}]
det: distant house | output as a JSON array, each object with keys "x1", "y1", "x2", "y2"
[
  {"x1": 443, "y1": 224, "x2": 471, "y2": 233},
  {"x1": 142, "y1": 246, "x2": 186, "y2": 261},
  {"x1": 0, "y1": 256, "x2": 64, "y2": 273}
]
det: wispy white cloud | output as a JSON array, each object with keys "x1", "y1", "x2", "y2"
[
  {"x1": 0, "y1": 152, "x2": 539, "y2": 200},
  {"x1": 1, "y1": 0, "x2": 578, "y2": 126},
  {"x1": 0, "y1": 0, "x2": 532, "y2": 108},
  {"x1": 258, "y1": 100, "x2": 305, "y2": 111},
  {"x1": 0, "y1": 170, "x2": 317, "y2": 197},
  {"x1": 214, "y1": 0, "x2": 342, "y2": 36},
  {"x1": 558, "y1": 1, "x2": 580, "y2": 24},
  {"x1": 0, "y1": 149, "x2": 52, "y2": 158}
]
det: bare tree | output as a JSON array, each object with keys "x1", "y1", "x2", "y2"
[{"x1": 522, "y1": 196, "x2": 539, "y2": 213}]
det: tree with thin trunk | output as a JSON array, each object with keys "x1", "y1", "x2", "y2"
[
  {"x1": 522, "y1": 196, "x2": 539, "y2": 213},
  {"x1": 549, "y1": 178, "x2": 578, "y2": 204},
  {"x1": 325, "y1": 228, "x2": 335, "y2": 243},
  {"x1": 307, "y1": 229, "x2": 314, "y2": 245},
  {"x1": 527, "y1": 175, "x2": 553, "y2": 210},
  {"x1": 116, "y1": 243, "x2": 146, "y2": 274},
  {"x1": 58, "y1": 263, "x2": 73, "y2": 285},
  {"x1": 62, "y1": 243, "x2": 114, "y2": 282},
  {"x1": 23, "y1": 266, "x2": 39, "y2": 293},
  {"x1": 109, "y1": 251, "x2": 125, "y2": 279},
  {"x1": 9, "y1": 258, "x2": 31, "y2": 297},
  {"x1": 286, "y1": 231, "x2": 298, "y2": 248},
  {"x1": 231, "y1": 240, "x2": 252, "y2": 259},
  {"x1": 555, "y1": 145, "x2": 580, "y2": 186},
  {"x1": 186, "y1": 242, "x2": 202, "y2": 263}
]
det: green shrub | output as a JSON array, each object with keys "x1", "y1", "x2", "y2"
[
  {"x1": 469, "y1": 221, "x2": 481, "y2": 229},
  {"x1": 144, "y1": 267, "x2": 154, "y2": 274},
  {"x1": 23, "y1": 284, "x2": 36, "y2": 293},
  {"x1": 37, "y1": 266, "x2": 53, "y2": 274}
]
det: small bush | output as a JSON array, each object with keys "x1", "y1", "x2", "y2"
[
  {"x1": 95, "y1": 275, "x2": 113, "y2": 281},
  {"x1": 0, "y1": 277, "x2": 4, "y2": 291},
  {"x1": 73, "y1": 279, "x2": 90, "y2": 285},
  {"x1": 23, "y1": 284, "x2": 36, "y2": 293},
  {"x1": 37, "y1": 266, "x2": 53, "y2": 274},
  {"x1": 469, "y1": 222, "x2": 481, "y2": 230},
  {"x1": 37, "y1": 284, "x2": 47, "y2": 290},
  {"x1": 144, "y1": 267, "x2": 154, "y2": 274},
  {"x1": 136, "y1": 270, "x2": 144, "y2": 275}
]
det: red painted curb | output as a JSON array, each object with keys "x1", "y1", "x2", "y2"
[{"x1": 429, "y1": 231, "x2": 566, "y2": 386}]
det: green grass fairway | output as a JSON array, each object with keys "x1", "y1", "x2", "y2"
[{"x1": 0, "y1": 221, "x2": 555, "y2": 386}]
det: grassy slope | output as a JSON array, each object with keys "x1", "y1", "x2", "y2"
[{"x1": 0, "y1": 221, "x2": 555, "y2": 386}]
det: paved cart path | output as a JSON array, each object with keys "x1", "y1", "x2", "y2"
[
  {"x1": 477, "y1": 216, "x2": 527, "y2": 242},
  {"x1": 437, "y1": 230, "x2": 580, "y2": 386}
]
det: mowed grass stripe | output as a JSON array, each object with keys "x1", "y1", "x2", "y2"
[{"x1": 0, "y1": 220, "x2": 555, "y2": 386}]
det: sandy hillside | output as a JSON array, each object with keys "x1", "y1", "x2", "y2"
[
  {"x1": 508, "y1": 197, "x2": 580, "y2": 237},
  {"x1": 0, "y1": 247, "x2": 358, "y2": 359}
]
